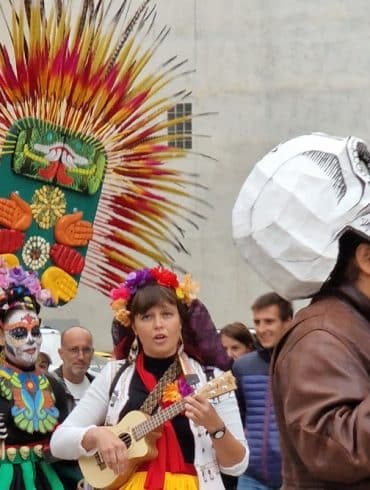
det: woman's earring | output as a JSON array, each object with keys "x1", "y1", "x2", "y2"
[
  {"x1": 177, "y1": 332, "x2": 184, "y2": 356},
  {"x1": 128, "y1": 336, "x2": 139, "y2": 363}
]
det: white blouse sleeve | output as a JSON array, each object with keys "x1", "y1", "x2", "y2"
[
  {"x1": 50, "y1": 361, "x2": 116, "y2": 460},
  {"x1": 212, "y1": 369, "x2": 249, "y2": 476}
]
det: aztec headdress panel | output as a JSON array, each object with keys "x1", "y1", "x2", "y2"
[{"x1": 0, "y1": 0, "x2": 206, "y2": 306}]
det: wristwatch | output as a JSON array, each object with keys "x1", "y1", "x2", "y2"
[{"x1": 209, "y1": 425, "x2": 226, "y2": 440}]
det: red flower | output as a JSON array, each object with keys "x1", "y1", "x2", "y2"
[{"x1": 151, "y1": 266, "x2": 179, "y2": 289}]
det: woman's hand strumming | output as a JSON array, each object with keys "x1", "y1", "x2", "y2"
[{"x1": 82, "y1": 426, "x2": 128, "y2": 476}]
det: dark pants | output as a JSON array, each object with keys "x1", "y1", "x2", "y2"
[{"x1": 222, "y1": 473, "x2": 238, "y2": 490}]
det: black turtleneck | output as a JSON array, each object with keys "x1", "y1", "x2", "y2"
[{"x1": 119, "y1": 353, "x2": 195, "y2": 463}]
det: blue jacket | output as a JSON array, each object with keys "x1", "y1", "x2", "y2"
[{"x1": 233, "y1": 344, "x2": 281, "y2": 488}]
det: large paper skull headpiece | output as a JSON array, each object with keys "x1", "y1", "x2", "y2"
[{"x1": 232, "y1": 133, "x2": 370, "y2": 300}]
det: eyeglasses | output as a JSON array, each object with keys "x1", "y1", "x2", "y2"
[{"x1": 66, "y1": 347, "x2": 94, "y2": 356}]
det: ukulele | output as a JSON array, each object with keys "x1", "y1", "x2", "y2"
[{"x1": 79, "y1": 371, "x2": 237, "y2": 489}]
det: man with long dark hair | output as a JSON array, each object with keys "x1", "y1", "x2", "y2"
[{"x1": 232, "y1": 133, "x2": 370, "y2": 488}]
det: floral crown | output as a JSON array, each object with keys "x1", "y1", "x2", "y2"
[
  {"x1": 0, "y1": 259, "x2": 54, "y2": 312},
  {"x1": 110, "y1": 266, "x2": 199, "y2": 327}
]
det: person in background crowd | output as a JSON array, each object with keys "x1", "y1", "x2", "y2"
[
  {"x1": 37, "y1": 351, "x2": 52, "y2": 372},
  {"x1": 220, "y1": 322, "x2": 255, "y2": 361},
  {"x1": 50, "y1": 266, "x2": 249, "y2": 490},
  {"x1": 51, "y1": 326, "x2": 95, "y2": 489},
  {"x1": 53, "y1": 326, "x2": 95, "y2": 409},
  {"x1": 0, "y1": 261, "x2": 69, "y2": 489},
  {"x1": 219, "y1": 322, "x2": 256, "y2": 489},
  {"x1": 234, "y1": 292, "x2": 293, "y2": 490}
]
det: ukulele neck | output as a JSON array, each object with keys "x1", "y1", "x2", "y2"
[{"x1": 132, "y1": 399, "x2": 186, "y2": 440}]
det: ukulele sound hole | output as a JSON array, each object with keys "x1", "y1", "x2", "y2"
[
  {"x1": 94, "y1": 433, "x2": 132, "y2": 471},
  {"x1": 95, "y1": 452, "x2": 107, "y2": 470},
  {"x1": 120, "y1": 432, "x2": 132, "y2": 449}
]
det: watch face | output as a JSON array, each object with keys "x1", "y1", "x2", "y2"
[{"x1": 212, "y1": 428, "x2": 225, "y2": 439}]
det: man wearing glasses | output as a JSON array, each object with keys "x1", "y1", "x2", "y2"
[
  {"x1": 51, "y1": 326, "x2": 95, "y2": 489},
  {"x1": 53, "y1": 326, "x2": 95, "y2": 411}
]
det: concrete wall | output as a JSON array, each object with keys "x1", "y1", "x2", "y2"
[{"x1": 4, "y1": 1, "x2": 370, "y2": 348}]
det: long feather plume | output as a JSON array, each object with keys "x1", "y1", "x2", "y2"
[{"x1": 0, "y1": 0, "x2": 210, "y2": 294}]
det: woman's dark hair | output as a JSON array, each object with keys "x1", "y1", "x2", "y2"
[
  {"x1": 322, "y1": 229, "x2": 370, "y2": 290},
  {"x1": 220, "y1": 322, "x2": 255, "y2": 351},
  {"x1": 129, "y1": 282, "x2": 187, "y2": 322}
]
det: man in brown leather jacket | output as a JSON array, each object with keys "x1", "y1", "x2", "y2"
[
  {"x1": 232, "y1": 133, "x2": 370, "y2": 489},
  {"x1": 271, "y1": 231, "x2": 370, "y2": 489}
]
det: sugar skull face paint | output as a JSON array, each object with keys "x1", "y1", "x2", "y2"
[{"x1": 2, "y1": 309, "x2": 42, "y2": 367}]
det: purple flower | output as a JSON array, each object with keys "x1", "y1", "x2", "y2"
[
  {"x1": 22, "y1": 272, "x2": 42, "y2": 296},
  {"x1": 124, "y1": 268, "x2": 153, "y2": 294},
  {"x1": 8, "y1": 267, "x2": 28, "y2": 286},
  {"x1": 179, "y1": 377, "x2": 194, "y2": 397}
]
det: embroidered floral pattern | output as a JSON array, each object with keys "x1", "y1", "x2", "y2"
[
  {"x1": 22, "y1": 236, "x2": 50, "y2": 270},
  {"x1": 31, "y1": 185, "x2": 66, "y2": 229},
  {"x1": 0, "y1": 366, "x2": 59, "y2": 433}
]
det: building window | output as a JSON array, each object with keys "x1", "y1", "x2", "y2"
[{"x1": 168, "y1": 103, "x2": 192, "y2": 149}]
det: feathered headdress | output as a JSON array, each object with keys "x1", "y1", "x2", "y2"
[{"x1": 0, "y1": 0, "x2": 209, "y2": 305}]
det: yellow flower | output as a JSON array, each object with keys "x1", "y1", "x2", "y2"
[
  {"x1": 112, "y1": 299, "x2": 131, "y2": 327},
  {"x1": 162, "y1": 381, "x2": 182, "y2": 404},
  {"x1": 178, "y1": 274, "x2": 199, "y2": 306},
  {"x1": 176, "y1": 288, "x2": 184, "y2": 300},
  {"x1": 112, "y1": 298, "x2": 125, "y2": 311}
]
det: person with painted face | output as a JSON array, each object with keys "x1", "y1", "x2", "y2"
[
  {"x1": 0, "y1": 263, "x2": 69, "y2": 490},
  {"x1": 51, "y1": 266, "x2": 249, "y2": 490}
]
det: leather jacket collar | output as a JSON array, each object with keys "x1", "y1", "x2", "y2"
[{"x1": 315, "y1": 283, "x2": 370, "y2": 322}]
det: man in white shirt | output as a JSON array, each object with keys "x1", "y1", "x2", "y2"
[
  {"x1": 53, "y1": 326, "x2": 95, "y2": 411},
  {"x1": 51, "y1": 326, "x2": 95, "y2": 489}
]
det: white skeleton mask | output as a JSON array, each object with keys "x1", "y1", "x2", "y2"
[
  {"x1": 2, "y1": 309, "x2": 42, "y2": 367},
  {"x1": 232, "y1": 133, "x2": 370, "y2": 299}
]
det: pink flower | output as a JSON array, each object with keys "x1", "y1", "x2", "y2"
[
  {"x1": 37, "y1": 289, "x2": 54, "y2": 306},
  {"x1": 0, "y1": 268, "x2": 9, "y2": 289},
  {"x1": 110, "y1": 286, "x2": 131, "y2": 301}
]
